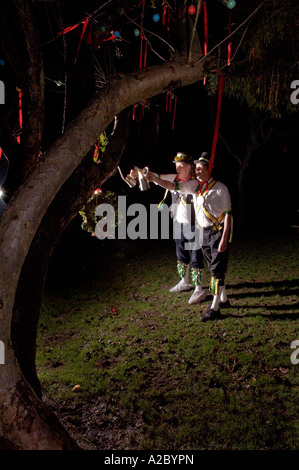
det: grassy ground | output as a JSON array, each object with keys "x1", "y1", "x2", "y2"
[{"x1": 37, "y1": 228, "x2": 299, "y2": 450}]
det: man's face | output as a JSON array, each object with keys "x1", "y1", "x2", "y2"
[
  {"x1": 195, "y1": 163, "x2": 209, "y2": 182},
  {"x1": 175, "y1": 162, "x2": 191, "y2": 180}
]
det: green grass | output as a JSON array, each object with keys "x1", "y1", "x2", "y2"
[{"x1": 36, "y1": 231, "x2": 299, "y2": 450}]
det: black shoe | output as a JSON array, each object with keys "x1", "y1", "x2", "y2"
[
  {"x1": 220, "y1": 299, "x2": 231, "y2": 309},
  {"x1": 200, "y1": 308, "x2": 222, "y2": 322}
]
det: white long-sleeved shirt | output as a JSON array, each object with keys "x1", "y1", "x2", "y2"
[
  {"x1": 159, "y1": 174, "x2": 198, "y2": 224},
  {"x1": 178, "y1": 177, "x2": 232, "y2": 228}
]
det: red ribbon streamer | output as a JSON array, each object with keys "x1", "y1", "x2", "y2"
[
  {"x1": 75, "y1": 17, "x2": 89, "y2": 62},
  {"x1": 139, "y1": 30, "x2": 144, "y2": 70},
  {"x1": 172, "y1": 95, "x2": 177, "y2": 130},
  {"x1": 0, "y1": 147, "x2": 2, "y2": 161},
  {"x1": 57, "y1": 21, "x2": 84, "y2": 37},
  {"x1": 18, "y1": 90, "x2": 23, "y2": 128},
  {"x1": 139, "y1": 29, "x2": 148, "y2": 69},
  {"x1": 203, "y1": 1, "x2": 208, "y2": 85},
  {"x1": 86, "y1": 22, "x2": 93, "y2": 46},
  {"x1": 98, "y1": 34, "x2": 116, "y2": 47},
  {"x1": 208, "y1": 73, "x2": 225, "y2": 176},
  {"x1": 16, "y1": 89, "x2": 22, "y2": 144},
  {"x1": 143, "y1": 38, "x2": 148, "y2": 68},
  {"x1": 162, "y1": 5, "x2": 167, "y2": 25},
  {"x1": 228, "y1": 11, "x2": 232, "y2": 66},
  {"x1": 203, "y1": 1, "x2": 208, "y2": 56},
  {"x1": 166, "y1": 91, "x2": 174, "y2": 112}
]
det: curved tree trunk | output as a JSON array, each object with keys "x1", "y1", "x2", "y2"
[
  {"x1": 0, "y1": 53, "x2": 208, "y2": 449},
  {"x1": 12, "y1": 110, "x2": 130, "y2": 397}
]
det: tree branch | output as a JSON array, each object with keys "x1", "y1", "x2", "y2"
[{"x1": 219, "y1": 132, "x2": 242, "y2": 166}]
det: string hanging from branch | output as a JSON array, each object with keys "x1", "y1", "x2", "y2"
[
  {"x1": 187, "y1": 0, "x2": 203, "y2": 64},
  {"x1": 132, "y1": 102, "x2": 136, "y2": 120},
  {"x1": 208, "y1": 71, "x2": 225, "y2": 176},
  {"x1": 203, "y1": 0, "x2": 208, "y2": 85},
  {"x1": 139, "y1": 0, "x2": 146, "y2": 70},
  {"x1": 131, "y1": 0, "x2": 147, "y2": 122},
  {"x1": 165, "y1": 91, "x2": 177, "y2": 130},
  {"x1": 165, "y1": 91, "x2": 172, "y2": 112},
  {"x1": 172, "y1": 95, "x2": 177, "y2": 130},
  {"x1": 228, "y1": 10, "x2": 232, "y2": 65}
]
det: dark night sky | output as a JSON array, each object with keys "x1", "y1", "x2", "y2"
[{"x1": 0, "y1": 0, "x2": 298, "y2": 234}]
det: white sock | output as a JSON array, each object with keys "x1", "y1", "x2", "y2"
[
  {"x1": 219, "y1": 286, "x2": 227, "y2": 302},
  {"x1": 183, "y1": 264, "x2": 190, "y2": 284},
  {"x1": 194, "y1": 284, "x2": 203, "y2": 293},
  {"x1": 211, "y1": 294, "x2": 220, "y2": 311}
]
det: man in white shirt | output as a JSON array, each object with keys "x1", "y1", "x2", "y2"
[
  {"x1": 129, "y1": 153, "x2": 207, "y2": 305},
  {"x1": 147, "y1": 152, "x2": 232, "y2": 321}
]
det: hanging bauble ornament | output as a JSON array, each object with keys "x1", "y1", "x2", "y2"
[
  {"x1": 188, "y1": 4, "x2": 196, "y2": 15},
  {"x1": 56, "y1": 80, "x2": 62, "y2": 87},
  {"x1": 134, "y1": 28, "x2": 140, "y2": 37},
  {"x1": 153, "y1": 13, "x2": 160, "y2": 22},
  {"x1": 114, "y1": 30, "x2": 120, "y2": 38},
  {"x1": 227, "y1": 0, "x2": 236, "y2": 9},
  {"x1": 100, "y1": 25, "x2": 107, "y2": 32},
  {"x1": 0, "y1": 59, "x2": 5, "y2": 66}
]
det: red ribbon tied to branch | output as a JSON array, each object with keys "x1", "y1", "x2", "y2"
[
  {"x1": 16, "y1": 87, "x2": 22, "y2": 144},
  {"x1": 75, "y1": 17, "x2": 89, "y2": 62}
]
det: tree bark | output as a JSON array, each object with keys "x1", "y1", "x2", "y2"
[
  {"x1": 11, "y1": 110, "x2": 130, "y2": 397},
  {"x1": 0, "y1": 0, "x2": 44, "y2": 191},
  {"x1": 11, "y1": 0, "x2": 45, "y2": 173},
  {"x1": 0, "y1": 52, "x2": 208, "y2": 448}
]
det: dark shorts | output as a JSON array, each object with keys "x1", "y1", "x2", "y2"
[
  {"x1": 173, "y1": 222, "x2": 204, "y2": 269},
  {"x1": 201, "y1": 226, "x2": 229, "y2": 283}
]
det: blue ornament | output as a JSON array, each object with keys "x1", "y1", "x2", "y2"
[
  {"x1": 0, "y1": 59, "x2": 5, "y2": 66},
  {"x1": 227, "y1": 0, "x2": 236, "y2": 9},
  {"x1": 114, "y1": 30, "x2": 120, "y2": 38},
  {"x1": 153, "y1": 13, "x2": 160, "y2": 23}
]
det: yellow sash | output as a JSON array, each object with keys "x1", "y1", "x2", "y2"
[{"x1": 196, "y1": 180, "x2": 232, "y2": 239}]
